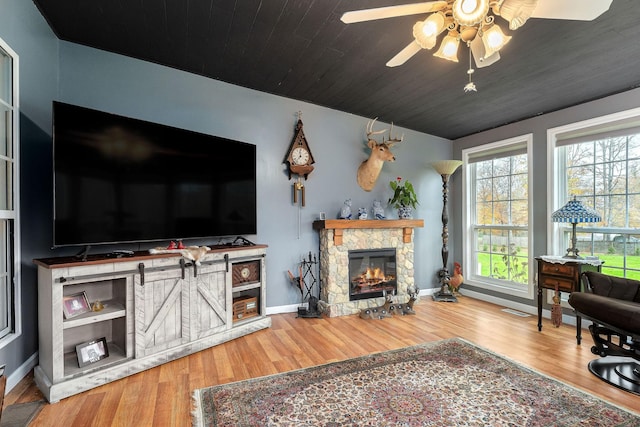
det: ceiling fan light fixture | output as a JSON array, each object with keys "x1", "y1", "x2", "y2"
[
  {"x1": 422, "y1": 12, "x2": 446, "y2": 38},
  {"x1": 341, "y1": 0, "x2": 614, "y2": 92},
  {"x1": 413, "y1": 23, "x2": 436, "y2": 49},
  {"x1": 413, "y1": 12, "x2": 448, "y2": 49},
  {"x1": 434, "y1": 32, "x2": 460, "y2": 62},
  {"x1": 481, "y1": 24, "x2": 511, "y2": 57},
  {"x1": 452, "y1": 0, "x2": 490, "y2": 26}
]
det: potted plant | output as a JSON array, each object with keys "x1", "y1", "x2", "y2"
[{"x1": 388, "y1": 177, "x2": 418, "y2": 218}]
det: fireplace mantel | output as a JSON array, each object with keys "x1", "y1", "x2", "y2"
[{"x1": 313, "y1": 219, "x2": 424, "y2": 245}]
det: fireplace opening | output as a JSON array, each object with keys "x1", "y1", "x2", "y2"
[{"x1": 348, "y1": 249, "x2": 397, "y2": 301}]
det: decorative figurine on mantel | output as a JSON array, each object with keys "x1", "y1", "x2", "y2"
[
  {"x1": 372, "y1": 200, "x2": 385, "y2": 219},
  {"x1": 358, "y1": 207, "x2": 368, "y2": 219},
  {"x1": 339, "y1": 199, "x2": 352, "y2": 219}
]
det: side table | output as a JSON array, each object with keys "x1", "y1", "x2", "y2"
[{"x1": 535, "y1": 256, "x2": 602, "y2": 344}]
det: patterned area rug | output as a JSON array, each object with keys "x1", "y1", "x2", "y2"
[{"x1": 192, "y1": 338, "x2": 640, "y2": 426}]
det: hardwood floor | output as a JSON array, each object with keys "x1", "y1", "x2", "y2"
[{"x1": 5, "y1": 296, "x2": 640, "y2": 425}]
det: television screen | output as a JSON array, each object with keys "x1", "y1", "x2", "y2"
[{"x1": 53, "y1": 101, "x2": 257, "y2": 247}]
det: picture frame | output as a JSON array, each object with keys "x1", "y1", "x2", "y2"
[
  {"x1": 63, "y1": 291, "x2": 91, "y2": 319},
  {"x1": 76, "y1": 337, "x2": 109, "y2": 368}
]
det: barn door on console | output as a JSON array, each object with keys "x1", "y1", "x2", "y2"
[
  {"x1": 134, "y1": 267, "x2": 189, "y2": 358},
  {"x1": 188, "y1": 261, "x2": 228, "y2": 340}
]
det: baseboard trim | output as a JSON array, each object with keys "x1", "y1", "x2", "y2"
[
  {"x1": 459, "y1": 289, "x2": 584, "y2": 328},
  {"x1": 5, "y1": 351, "x2": 38, "y2": 393},
  {"x1": 266, "y1": 288, "x2": 438, "y2": 316},
  {"x1": 266, "y1": 303, "x2": 301, "y2": 315}
]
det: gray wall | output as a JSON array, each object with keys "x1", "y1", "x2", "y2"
[
  {"x1": 1, "y1": 0, "x2": 453, "y2": 381},
  {"x1": 54, "y1": 41, "x2": 452, "y2": 308},
  {"x1": 451, "y1": 87, "x2": 640, "y2": 304},
  {"x1": 0, "y1": 0, "x2": 58, "y2": 383}
]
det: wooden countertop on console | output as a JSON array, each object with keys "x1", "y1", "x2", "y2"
[{"x1": 34, "y1": 244, "x2": 268, "y2": 269}]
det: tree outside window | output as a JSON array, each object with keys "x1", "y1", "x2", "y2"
[{"x1": 559, "y1": 133, "x2": 640, "y2": 278}]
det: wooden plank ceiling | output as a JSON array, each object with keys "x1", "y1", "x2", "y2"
[{"x1": 32, "y1": 0, "x2": 640, "y2": 140}]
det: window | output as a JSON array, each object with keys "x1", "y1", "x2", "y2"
[
  {"x1": 0, "y1": 38, "x2": 19, "y2": 344},
  {"x1": 462, "y1": 135, "x2": 533, "y2": 298},
  {"x1": 549, "y1": 108, "x2": 640, "y2": 279}
]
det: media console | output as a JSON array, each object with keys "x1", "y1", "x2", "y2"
[{"x1": 33, "y1": 245, "x2": 270, "y2": 402}]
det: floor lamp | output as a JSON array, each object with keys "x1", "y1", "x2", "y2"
[{"x1": 432, "y1": 160, "x2": 463, "y2": 302}]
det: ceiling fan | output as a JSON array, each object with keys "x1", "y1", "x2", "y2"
[{"x1": 341, "y1": 0, "x2": 613, "y2": 91}]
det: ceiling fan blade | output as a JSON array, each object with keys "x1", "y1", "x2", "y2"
[
  {"x1": 386, "y1": 41, "x2": 422, "y2": 67},
  {"x1": 470, "y1": 37, "x2": 500, "y2": 68},
  {"x1": 341, "y1": 1, "x2": 447, "y2": 24},
  {"x1": 531, "y1": 0, "x2": 613, "y2": 21}
]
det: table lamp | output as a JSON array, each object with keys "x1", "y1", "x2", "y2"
[{"x1": 551, "y1": 196, "x2": 601, "y2": 259}]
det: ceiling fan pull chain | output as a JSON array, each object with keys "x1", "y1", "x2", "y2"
[{"x1": 464, "y1": 44, "x2": 477, "y2": 93}]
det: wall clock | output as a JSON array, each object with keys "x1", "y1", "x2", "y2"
[{"x1": 284, "y1": 113, "x2": 315, "y2": 206}]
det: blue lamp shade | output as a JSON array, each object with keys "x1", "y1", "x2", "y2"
[{"x1": 551, "y1": 196, "x2": 601, "y2": 224}]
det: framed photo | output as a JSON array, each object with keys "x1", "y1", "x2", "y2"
[
  {"x1": 76, "y1": 337, "x2": 109, "y2": 368},
  {"x1": 63, "y1": 291, "x2": 91, "y2": 319}
]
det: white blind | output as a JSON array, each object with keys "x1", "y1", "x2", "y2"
[
  {"x1": 556, "y1": 115, "x2": 640, "y2": 147},
  {"x1": 467, "y1": 142, "x2": 527, "y2": 164}
]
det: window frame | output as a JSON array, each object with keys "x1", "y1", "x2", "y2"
[
  {"x1": 547, "y1": 107, "x2": 640, "y2": 268},
  {"x1": 462, "y1": 134, "x2": 534, "y2": 299},
  {"x1": 0, "y1": 36, "x2": 21, "y2": 348}
]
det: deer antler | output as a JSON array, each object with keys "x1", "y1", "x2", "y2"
[
  {"x1": 366, "y1": 117, "x2": 388, "y2": 138},
  {"x1": 386, "y1": 122, "x2": 404, "y2": 147}
]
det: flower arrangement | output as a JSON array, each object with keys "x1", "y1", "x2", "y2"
[{"x1": 388, "y1": 177, "x2": 418, "y2": 209}]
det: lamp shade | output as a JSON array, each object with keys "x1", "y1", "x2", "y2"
[
  {"x1": 551, "y1": 196, "x2": 601, "y2": 224},
  {"x1": 434, "y1": 33, "x2": 460, "y2": 62},
  {"x1": 432, "y1": 160, "x2": 463, "y2": 175},
  {"x1": 452, "y1": 0, "x2": 490, "y2": 26},
  {"x1": 481, "y1": 24, "x2": 511, "y2": 58}
]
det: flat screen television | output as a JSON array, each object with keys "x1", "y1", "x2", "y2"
[{"x1": 53, "y1": 101, "x2": 257, "y2": 248}]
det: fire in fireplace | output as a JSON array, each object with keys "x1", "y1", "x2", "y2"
[{"x1": 348, "y1": 248, "x2": 397, "y2": 301}]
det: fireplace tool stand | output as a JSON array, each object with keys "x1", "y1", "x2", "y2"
[{"x1": 288, "y1": 252, "x2": 321, "y2": 318}]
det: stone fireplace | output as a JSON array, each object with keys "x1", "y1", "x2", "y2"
[{"x1": 313, "y1": 219, "x2": 424, "y2": 317}]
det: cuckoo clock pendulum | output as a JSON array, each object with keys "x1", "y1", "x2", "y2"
[{"x1": 284, "y1": 112, "x2": 315, "y2": 206}]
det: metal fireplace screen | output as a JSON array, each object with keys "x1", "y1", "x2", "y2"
[{"x1": 348, "y1": 248, "x2": 397, "y2": 301}]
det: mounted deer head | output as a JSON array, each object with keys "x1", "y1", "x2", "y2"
[{"x1": 357, "y1": 118, "x2": 403, "y2": 191}]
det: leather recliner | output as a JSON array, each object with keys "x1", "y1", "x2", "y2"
[{"x1": 568, "y1": 271, "x2": 640, "y2": 395}]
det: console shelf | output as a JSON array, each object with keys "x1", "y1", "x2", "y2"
[
  {"x1": 63, "y1": 342, "x2": 128, "y2": 378},
  {"x1": 34, "y1": 245, "x2": 270, "y2": 402},
  {"x1": 62, "y1": 301, "x2": 126, "y2": 329},
  {"x1": 231, "y1": 282, "x2": 261, "y2": 293}
]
